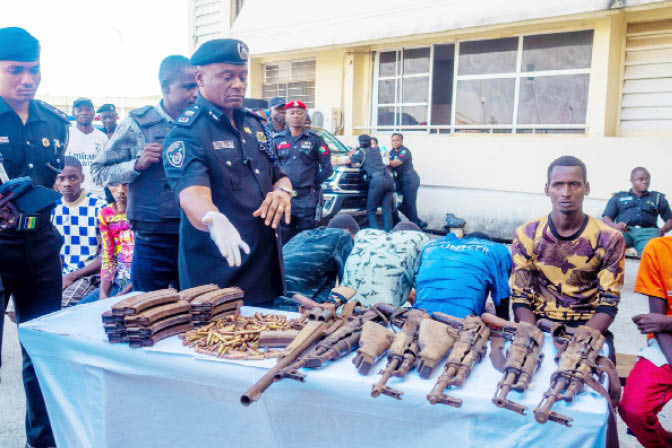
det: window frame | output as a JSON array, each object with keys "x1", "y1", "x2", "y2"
[
  {"x1": 372, "y1": 46, "x2": 434, "y2": 130},
  {"x1": 369, "y1": 29, "x2": 593, "y2": 134},
  {"x1": 262, "y1": 58, "x2": 316, "y2": 108}
]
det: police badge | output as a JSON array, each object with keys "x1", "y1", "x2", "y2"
[{"x1": 166, "y1": 141, "x2": 185, "y2": 168}]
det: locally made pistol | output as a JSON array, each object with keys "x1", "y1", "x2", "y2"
[
  {"x1": 427, "y1": 313, "x2": 490, "y2": 407},
  {"x1": 371, "y1": 309, "x2": 428, "y2": 399},
  {"x1": 481, "y1": 313, "x2": 545, "y2": 415}
]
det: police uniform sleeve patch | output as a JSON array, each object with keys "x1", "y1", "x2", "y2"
[
  {"x1": 319, "y1": 144, "x2": 329, "y2": 155},
  {"x1": 166, "y1": 141, "x2": 186, "y2": 168}
]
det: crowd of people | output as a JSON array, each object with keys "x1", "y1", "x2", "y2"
[{"x1": 2, "y1": 26, "x2": 672, "y2": 448}]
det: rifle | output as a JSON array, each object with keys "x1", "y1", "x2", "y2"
[
  {"x1": 241, "y1": 305, "x2": 338, "y2": 406},
  {"x1": 371, "y1": 309, "x2": 428, "y2": 399},
  {"x1": 533, "y1": 325, "x2": 619, "y2": 426},
  {"x1": 481, "y1": 313, "x2": 545, "y2": 415},
  {"x1": 241, "y1": 298, "x2": 389, "y2": 406},
  {"x1": 273, "y1": 304, "x2": 389, "y2": 381},
  {"x1": 427, "y1": 313, "x2": 490, "y2": 407}
]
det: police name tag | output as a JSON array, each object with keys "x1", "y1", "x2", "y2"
[
  {"x1": 213, "y1": 140, "x2": 235, "y2": 150},
  {"x1": 301, "y1": 141, "x2": 312, "y2": 149},
  {"x1": 0, "y1": 136, "x2": 8, "y2": 143},
  {"x1": 619, "y1": 196, "x2": 633, "y2": 202}
]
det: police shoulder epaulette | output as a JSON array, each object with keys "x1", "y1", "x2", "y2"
[
  {"x1": 36, "y1": 100, "x2": 69, "y2": 123},
  {"x1": 242, "y1": 107, "x2": 264, "y2": 123},
  {"x1": 175, "y1": 105, "x2": 201, "y2": 127}
]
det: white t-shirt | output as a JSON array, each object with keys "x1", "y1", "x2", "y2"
[{"x1": 66, "y1": 125, "x2": 109, "y2": 198}]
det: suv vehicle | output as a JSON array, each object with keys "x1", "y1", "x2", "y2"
[{"x1": 314, "y1": 127, "x2": 398, "y2": 223}]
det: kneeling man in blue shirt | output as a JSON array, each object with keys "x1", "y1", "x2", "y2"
[{"x1": 413, "y1": 232, "x2": 511, "y2": 319}]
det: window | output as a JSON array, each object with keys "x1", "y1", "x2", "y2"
[
  {"x1": 263, "y1": 60, "x2": 315, "y2": 108},
  {"x1": 371, "y1": 30, "x2": 593, "y2": 134},
  {"x1": 375, "y1": 48, "x2": 431, "y2": 129}
]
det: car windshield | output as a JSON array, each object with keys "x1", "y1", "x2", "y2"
[{"x1": 313, "y1": 127, "x2": 350, "y2": 155}]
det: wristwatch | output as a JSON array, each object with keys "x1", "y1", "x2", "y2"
[{"x1": 276, "y1": 186, "x2": 294, "y2": 198}]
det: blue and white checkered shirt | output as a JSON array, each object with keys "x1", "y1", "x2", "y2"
[{"x1": 52, "y1": 190, "x2": 106, "y2": 275}]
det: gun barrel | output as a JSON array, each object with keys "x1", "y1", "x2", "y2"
[
  {"x1": 241, "y1": 320, "x2": 330, "y2": 406},
  {"x1": 371, "y1": 357, "x2": 401, "y2": 398},
  {"x1": 533, "y1": 377, "x2": 567, "y2": 424}
]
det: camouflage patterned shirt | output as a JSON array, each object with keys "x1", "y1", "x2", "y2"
[
  {"x1": 90, "y1": 102, "x2": 173, "y2": 187},
  {"x1": 343, "y1": 229, "x2": 431, "y2": 307},
  {"x1": 511, "y1": 214, "x2": 625, "y2": 322},
  {"x1": 283, "y1": 227, "x2": 354, "y2": 303}
]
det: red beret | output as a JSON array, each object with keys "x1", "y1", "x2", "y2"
[{"x1": 285, "y1": 100, "x2": 306, "y2": 110}]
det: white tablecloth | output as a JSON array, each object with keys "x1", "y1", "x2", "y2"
[{"x1": 19, "y1": 295, "x2": 608, "y2": 448}]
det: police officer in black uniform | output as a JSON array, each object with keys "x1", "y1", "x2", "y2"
[
  {"x1": 0, "y1": 27, "x2": 68, "y2": 448},
  {"x1": 602, "y1": 166, "x2": 672, "y2": 255},
  {"x1": 274, "y1": 100, "x2": 332, "y2": 244},
  {"x1": 163, "y1": 38, "x2": 292, "y2": 307},
  {"x1": 335, "y1": 134, "x2": 395, "y2": 231},
  {"x1": 388, "y1": 132, "x2": 426, "y2": 228}
]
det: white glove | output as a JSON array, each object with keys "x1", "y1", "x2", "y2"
[{"x1": 201, "y1": 211, "x2": 250, "y2": 267}]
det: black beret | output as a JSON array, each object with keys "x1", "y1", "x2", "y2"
[
  {"x1": 73, "y1": 97, "x2": 94, "y2": 109},
  {"x1": 358, "y1": 134, "x2": 371, "y2": 144},
  {"x1": 190, "y1": 38, "x2": 249, "y2": 66},
  {"x1": 97, "y1": 103, "x2": 116, "y2": 113},
  {"x1": 0, "y1": 27, "x2": 40, "y2": 62}
]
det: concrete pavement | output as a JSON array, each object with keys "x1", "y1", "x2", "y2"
[
  {"x1": 0, "y1": 314, "x2": 27, "y2": 448},
  {"x1": 0, "y1": 258, "x2": 666, "y2": 447}
]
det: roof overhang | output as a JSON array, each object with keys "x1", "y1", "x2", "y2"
[{"x1": 230, "y1": 0, "x2": 669, "y2": 55}]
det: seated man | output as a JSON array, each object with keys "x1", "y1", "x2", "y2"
[
  {"x1": 80, "y1": 182, "x2": 134, "y2": 304},
  {"x1": 602, "y1": 166, "x2": 672, "y2": 256},
  {"x1": 414, "y1": 232, "x2": 511, "y2": 319},
  {"x1": 511, "y1": 156, "x2": 625, "y2": 361},
  {"x1": 52, "y1": 157, "x2": 106, "y2": 307},
  {"x1": 619, "y1": 236, "x2": 672, "y2": 448},
  {"x1": 342, "y1": 221, "x2": 430, "y2": 307},
  {"x1": 273, "y1": 214, "x2": 360, "y2": 311}
]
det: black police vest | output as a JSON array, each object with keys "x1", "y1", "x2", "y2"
[
  {"x1": 362, "y1": 146, "x2": 388, "y2": 178},
  {"x1": 127, "y1": 106, "x2": 179, "y2": 224}
]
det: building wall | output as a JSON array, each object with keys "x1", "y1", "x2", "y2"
[{"x1": 228, "y1": 2, "x2": 672, "y2": 238}]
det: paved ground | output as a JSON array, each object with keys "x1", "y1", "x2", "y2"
[{"x1": 0, "y1": 257, "x2": 667, "y2": 447}]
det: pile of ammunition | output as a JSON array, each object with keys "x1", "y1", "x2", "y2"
[
  {"x1": 180, "y1": 284, "x2": 244, "y2": 327},
  {"x1": 103, "y1": 289, "x2": 192, "y2": 347},
  {"x1": 180, "y1": 312, "x2": 296, "y2": 360},
  {"x1": 101, "y1": 285, "x2": 244, "y2": 348}
]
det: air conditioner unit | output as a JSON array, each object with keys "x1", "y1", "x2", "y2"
[{"x1": 308, "y1": 107, "x2": 338, "y2": 133}]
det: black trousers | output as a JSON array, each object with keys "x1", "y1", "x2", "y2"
[
  {"x1": 397, "y1": 171, "x2": 421, "y2": 226},
  {"x1": 367, "y1": 174, "x2": 395, "y2": 232},
  {"x1": 280, "y1": 192, "x2": 318, "y2": 245},
  {"x1": 131, "y1": 232, "x2": 180, "y2": 292},
  {"x1": 0, "y1": 225, "x2": 62, "y2": 448}
]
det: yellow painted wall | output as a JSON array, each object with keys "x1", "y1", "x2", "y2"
[{"x1": 247, "y1": 4, "x2": 672, "y2": 235}]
